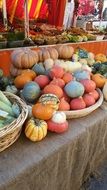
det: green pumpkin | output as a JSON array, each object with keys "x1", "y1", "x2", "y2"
[{"x1": 22, "y1": 81, "x2": 41, "y2": 103}]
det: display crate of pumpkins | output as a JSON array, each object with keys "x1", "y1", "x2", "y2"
[{"x1": 1, "y1": 44, "x2": 106, "y2": 144}]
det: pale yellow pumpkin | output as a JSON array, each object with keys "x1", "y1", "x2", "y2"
[{"x1": 11, "y1": 48, "x2": 39, "y2": 69}]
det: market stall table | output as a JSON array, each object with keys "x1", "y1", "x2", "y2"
[{"x1": 0, "y1": 107, "x2": 107, "y2": 190}]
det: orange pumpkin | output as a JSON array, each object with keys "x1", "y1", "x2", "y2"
[
  {"x1": 21, "y1": 70, "x2": 36, "y2": 80},
  {"x1": 43, "y1": 84, "x2": 63, "y2": 99},
  {"x1": 14, "y1": 75, "x2": 32, "y2": 89},
  {"x1": 32, "y1": 103, "x2": 54, "y2": 120},
  {"x1": 91, "y1": 73, "x2": 107, "y2": 88}
]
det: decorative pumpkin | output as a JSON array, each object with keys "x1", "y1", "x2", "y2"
[
  {"x1": 22, "y1": 81, "x2": 41, "y2": 103},
  {"x1": 50, "y1": 78, "x2": 65, "y2": 88},
  {"x1": 32, "y1": 63, "x2": 45, "y2": 75},
  {"x1": 80, "y1": 79, "x2": 96, "y2": 93},
  {"x1": 47, "y1": 48, "x2": 59, "y2": 60},
  {"x1": 88, "y1": 52, "x2": 95, "y2": 59},
  {"x1": 64, "y1": 81, "x2": 85, "y2": 98},
  {"x1": 43, "y1": 84, "x2": 63, "y2": 99},
  {"x1": 91, "y1": 73, "x2": 106, "y2": 88},
  {"x1": 72, "y1": 54, "x2": 79, "y2": 62},
  {"x1": 62, "y1": 72, "x2": 73, "y2": 84},
  {"x1": 89, "y1": 90, "x2": 99, "y2": 101},
  {"x1": 58, "y1": 97, "x2": 70, "y2": 111},
  {"x1": 56, "y1": 45, "x2": 74, "y2": 59},
  {"x1": 21, "y1": 69, "x2": 36, "y2": 80},
  {"x1": 49, "y1": 65, "x2": 64, "y2": 79},
  {"x1": 86, "y1": 58, "x2": 95, "y2": 66},
  {"x1": 74, "y1": 70, "x2": 90, "y2": 81},
  {"x1": 79, "y1": 58, "x2": 88, "y2": 65},
  {"x1": 54, "y1": 59, "x2": 68, "y2": 72},
  {"x1": 95, "y1": 53, "x2": 107, "y2": 63},
  {"x1": 32, "y1": 103, "x2": 54, "y2": 120},
  {"x1": 10, "y1": 64, "x2": 27, "y2": 77},
  {"x1": 70, "y1": 97, "x2": 86, "y2": 110},
  {"x1": 44, "y1": 58, "x2": 54, "y2": 70},
  {"x1": 11, "y1": 48, "x2": 39, "y2": 69},
  {"x1": 25, "y1": 118, "x2": 47, "y2": 141},
  {"x1": 52, "y1": 111, "x2": 67, "y2": 123},
  {"x1": 47, "y1": 112, "x2": 68, "y2": 133},
  {"x1": 103, "y1": 82, "x2": 107, "y2": 101},
  {"x1": 34, "y1": 75, "x2": 50, "y2": 89},
  {"x1": 38, "y1": 93, "x2": 60, "y2": 110},
  {"x1": 42, "y1": 49, "x2": 51, "y2": 60},
  {"x1": 83, "y1": 94, "x2": 95, "y2": 107},
  {"x1": 14, "y1": 75, "x2": 32, "y2": 89},
  {"x1": 81, "y1": 64, "x2": 92, "y2": 72},
  {"x1": 64, "y1": 61, "x2": 82, "y2": 73},
  {"x1": 38, "y1": 49, "x2": 44, "y2": 62}
]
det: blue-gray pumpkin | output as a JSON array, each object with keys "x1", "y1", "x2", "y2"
[
  {"x1": 64, "y1": 80, "x2": 85, "y2": 98},
  {"x1": 74, "y1": 70, "x2": 90, "y2": 81},
  {"x1": 32, "y1": 63, "x2": 45, "y2": 75},
  {"x1": 22, "y1": 81, "x2": 41, "y2": 103}
]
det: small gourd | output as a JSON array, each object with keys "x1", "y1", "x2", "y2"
[
  {"x1": 64, "y1": 81, "x2": 85, "y2": 98},
  {"x1": 47, "y1": 112, "x2": 68, "y2": 133},
  {"x1": 25, "y1": 118, "x2": 47, "y2": 142},
  {"x1": 5, "y1": 85, "x2": 18, "y2": 94},
  {"x1": 38, "y1": 93, "x2": 60, "y2": 111}
]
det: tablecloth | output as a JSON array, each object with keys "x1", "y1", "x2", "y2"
[{"x1": 0, "y1": 108, "x2": 107, "y2": 190}]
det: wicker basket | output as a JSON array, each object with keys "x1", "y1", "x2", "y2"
[
  {"x1": 64, "y1": 89, "x2": 103, "y2": 119},
  {"x1": 0, "y1": 92, "x2": 28, "y2": 152}
]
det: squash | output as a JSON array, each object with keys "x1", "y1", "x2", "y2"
[
  {"x1": 89, "y1": 90, "x2": 99, "y2": 101},
  {"x1": 43, "y1": 84, "x2": 63, "y2": 99},
  {"x1": 34, "y1": 75, "x2": 50, "y2": 89},
  {"x1": 70, "y1": 97, "x2": 86, "y2": 110},
  {"x1": 54, "y1": 59, "x2": 68, "y2": 72},
  {"x1": 49, "y1": 65, "x2": 64, "y2": 79},
  {"x1": 56, "y1": 45, "x2": 74, "y2": 59},
  {"x1": 25, "y1": 118, "x2": 47, "y2": 141},
  {"x1": 58, "y1": 97, "x2": 70, "y2": 111},
  {"x1": 91, "y1": 73, "x2": 106, "y2": 88},
  {"x1": 95, "y1": 53, "x2": 107, "y2": 63},
  {"x1": 32, "y1": 63, "x2": 45, "y2": 75},
  {"x1": 64, "y1": 61, "x2": 82, "y2": 73},
  {"x1": 64, "y1": 81, "x2": 85, "y2": 98},
  {"x1": 44, "y1": 58, "x2": 54, "y2": 70},
  {"x1": 22, "y1": 81, "x2": 41, "y2": 103},
  {"x1": 32, "y1": 103, "x2": 54, "y2": 120},
  {"x1": 80, "y1": 79, "x2": 96, "y2": 93},
  {"x1": 50, "y1": 78, "x2": 65, "y2": 88},
  {"x1": 5, "y1": 85, "x2": 18, "y2": 94},
  {"x1": 103, "y1": 82, "x2": 107, "y2": 101},
  {"x1": 10, "y1": 64, "x2": 27, "y2": 77},
  {"x1": 62, "y1": 72, "x2": 73, "y2": 84},
  {"x1": 14, "y1": 75, "x2": 32, "y2": 89},
  {"x1": 21, "y1": 69, "x2": 36, "y2": 80},
  {"x1": 38, "y1": 93, "x2": 60, "y2": 110},
  {"x1": 47, "y1": 47, "x2": 59, "y2": 60},
  {"x1": 11, "y1": 48, "x2": 39, "y2": 69},
  {"x1": 83, "y1": 94, "x2": 95, "y2": 107},
  {"x1": 74, "y1": 70, "x2": 90, "y2": 81},
  {"x1": 47, "y1": 112, "x2": 68, "y2": 133}
]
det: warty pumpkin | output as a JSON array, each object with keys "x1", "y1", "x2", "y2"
[
  {"x1": 32, "y1": 103, "x2": 54, "y2": 120},
  {"x1": 11, "y1": 48, "x2": 39, "y2": 69},
  {"x1": 25, "y1": 118, "x2": 47, "y2": 141}
]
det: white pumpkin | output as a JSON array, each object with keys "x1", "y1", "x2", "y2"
[
  {"x1": 103, "y1": 82, "x2": 107, "y2": 101},
  {"x1": 44, "y1": 58, "x2": 54, "y2": 70},
  {"x1": 52, "y1": 111, "x2": 66, "y2": 124},
  {"x1": 54, "y1": 59, "x2": 68, "y2": 71},
  {"x1": 65, "y1": 61, "x2": 82, "y2": 73},
  {"x1": 81, "y1": 64, "x2": 92, "y2": 72}
]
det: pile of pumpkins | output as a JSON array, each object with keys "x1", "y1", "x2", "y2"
[{"x1": 6, "y1": 45, "x2": 107, "y2": 142}]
